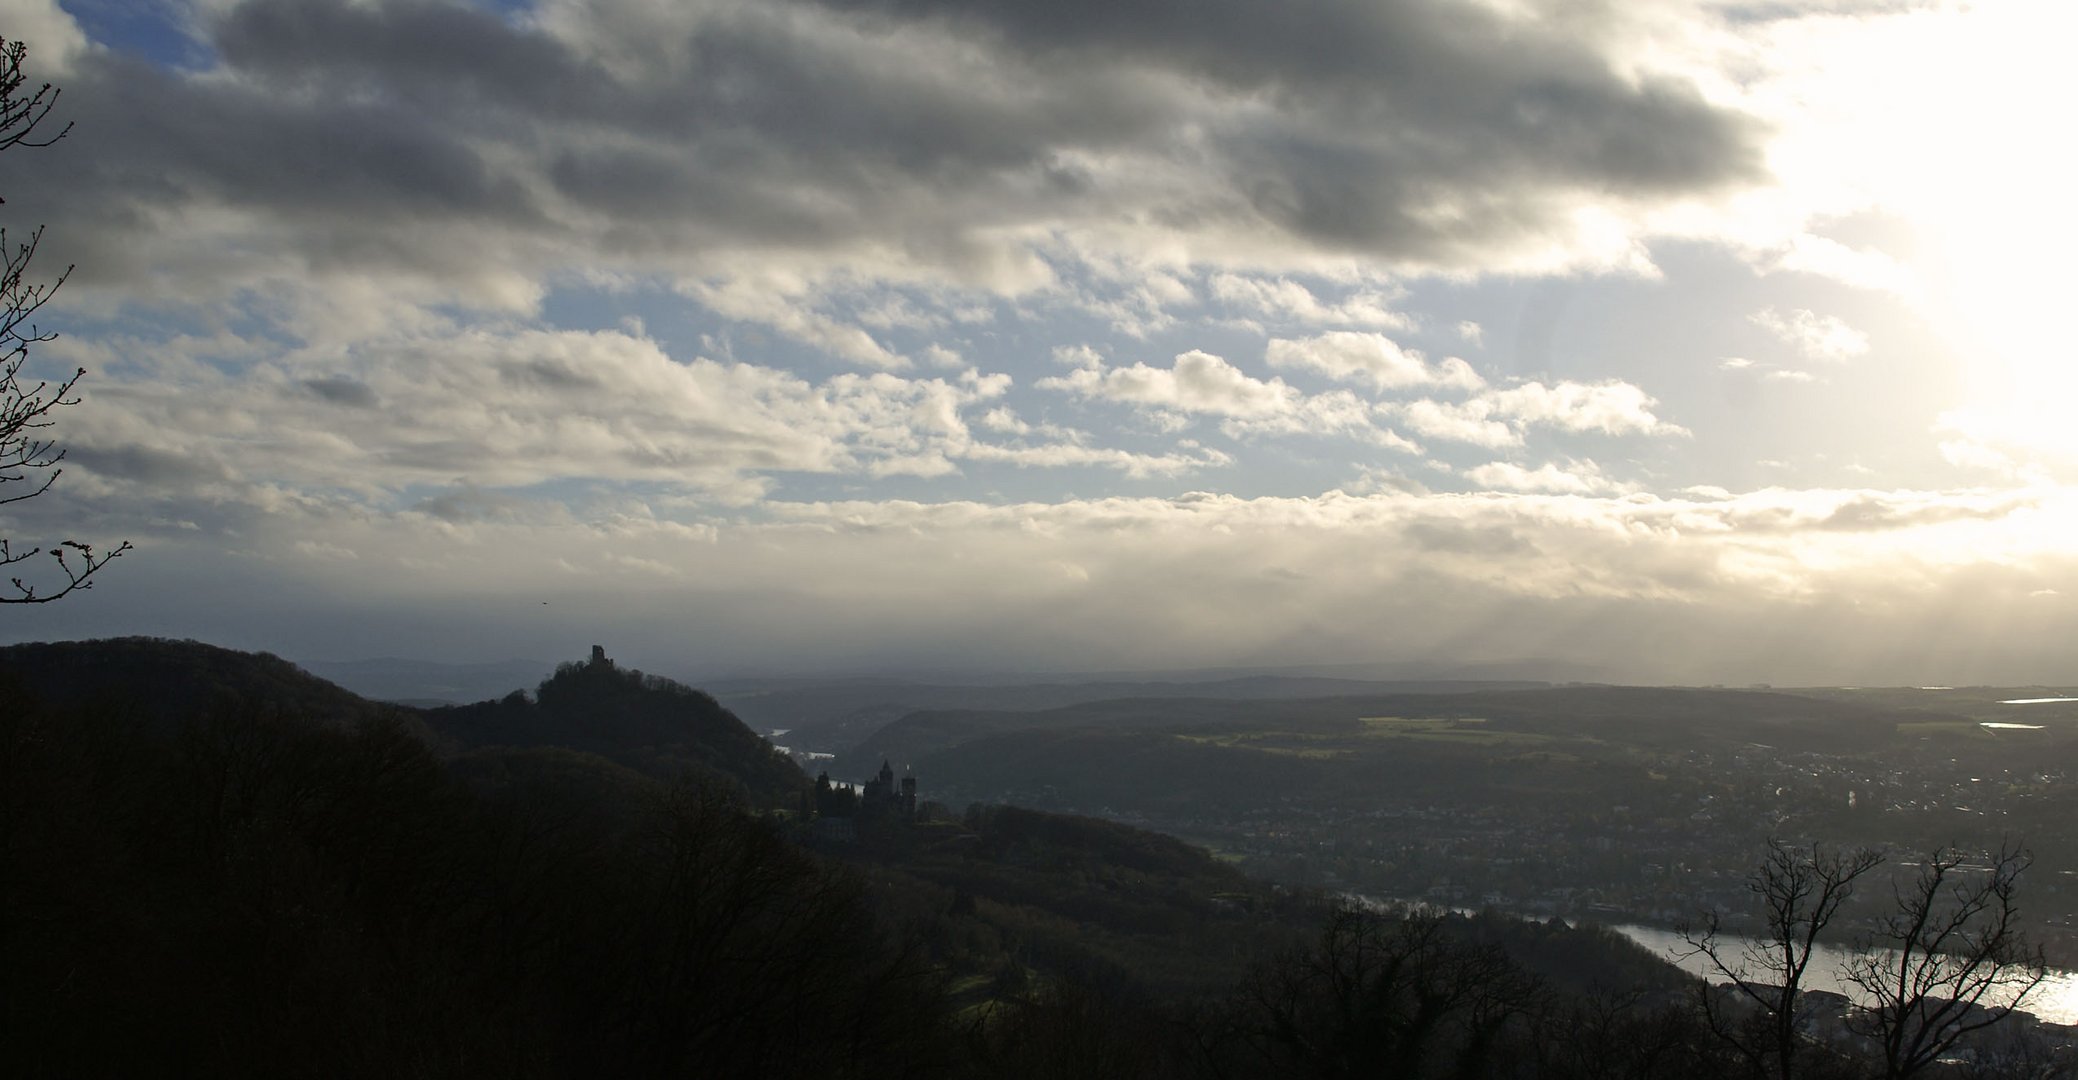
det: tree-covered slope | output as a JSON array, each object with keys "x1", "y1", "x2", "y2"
[
  {"x1": 0, "y1": 636, "x2": 406, "y2": 732},
  {"x1": 422, "y1": 654, "x2": 809, "y2": 808}
]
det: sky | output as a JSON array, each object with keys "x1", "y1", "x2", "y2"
[{"x1": 2, "y1": 0, "x2": 2076, "y2": 685}]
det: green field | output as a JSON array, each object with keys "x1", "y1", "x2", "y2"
[
  {"x1": 1357, "y1": 716, "x2": 1574, "y2": 747},
  {"x1": 1173, "y1": 731, "x2": 1350, "y2": 758}
]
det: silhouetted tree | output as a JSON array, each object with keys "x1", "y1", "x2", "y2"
[
  {"x1": 1528, "y1": 986, "x2": 1720, "y2": 1080},
  {"x1": 0, "y1": 36, "x2": 125, "y2": 602},
  {"x1": 1230, "y1": 906, "x2": 1544, "y2": 1078},
  {"x1": 1681, "y1": 839, "x2": 1881, "y2": 1080},
  {"x1": 962, "y1": 970, "x2": 1197, "y2": 1080},
  {"x1": 1843, "y1": 845, "x2": 2047, "y2": 1078}
]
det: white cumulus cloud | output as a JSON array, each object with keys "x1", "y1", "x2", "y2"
[
  {"x1": 1265, "y1": 331, "x2": 1485, "y2": 392},
  {"x1": 1751, "y1": 307, "x2": 1870, "y2": 364}
]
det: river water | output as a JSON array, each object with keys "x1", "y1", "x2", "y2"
[{"x1": 1611, "y1": 924, "x2": 2078, "y2": 1027}]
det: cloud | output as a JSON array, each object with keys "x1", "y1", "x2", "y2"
[
  {"x1": 11, "y1": 0, "x2": 1768, "y2": 332},
  {"x1": 1482, "y1": 380, "x2": 1688, "y2": 437},
  {"x1": 17, "y1": 0, "x2": 2067, "y2": 687},
  {"x1": 1397, "y1": 398, "x2": 1523, "y2": 450},
  {"x1": 1264, "y1": 331, "x2": 1484, "y2": 392},
  {"x1": 1464, "y1": 459, "x2": 1636, "y2": 496},
  {"x1": 685, "y1": 275, "x2": 909, "y2": 369},
  {"x1": 1764, "y1": 235, "x2": 1918, "y2": 296},
  {"x1": 1035, "y1": 347, "x2": 1424, "y2": 451},
  {"x1": 1223, "y1": 389, "x2": 1422, "y2": 453},
  {"x1": 1037, "y1": 349, "x2": 1299, "y2": 419},
  {"x1": 1208, "y1": 274, "x2": 1410, "y2": 330},
  {"x1": 978, "y1": 407, "x2": 1032, "y2": 435},
  {"x1": 1751, "y1": 307, "x2": 1870, "y2": 364},
  {"x1": 1391, "y1": 378, "x2": 1685, "y2": 447},
  {"x1": 959, "y1": 439, "x2": 1230, "y2": 478},
  {"x1": 1051, "y1": 344, "x2": 1106, "y2": 370},
  {"x1": 1031, "y1": 338, "x2": 1654, "y2": 455},
  {"x1": 299, "y1": 376, "x2": 381, "y2": 409},
  {"x1": 74, "y1": 481, "x2": 2066, "y2": 684},
  {"x1": 1931, "y1": 408, "x2": 2071, "y2": 481},
  {"x1": 1720, "y1": 353, "x2": 1819, "y2": 386},
  {"x1": 54, "y1": 324, "x2": 1224, "y2": 510}
]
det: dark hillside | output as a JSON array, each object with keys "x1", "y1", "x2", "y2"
[
  {"x1": 0, "y1": 637, "x2": 408, "y2": 734},
  {"x1": 830, "y1": 803, "x2": 1314, "y2": 999},
  {"x1": 1, "y1": 682, "x2": 950, "y2": 1078},
  {"x1": 423, "y1": 652, "x2": 808, "y2": 808},
  {"x1": 21, "y1": 636, "x2": 2041, "y2": 1077}
]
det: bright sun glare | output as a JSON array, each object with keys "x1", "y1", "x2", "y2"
[
  {"x1": 1764, "y1": 1, "x2": 2078, "y2": 465},
  {"x1": 1916, "y1": 4, "x2": 2078, "y2": 410}
]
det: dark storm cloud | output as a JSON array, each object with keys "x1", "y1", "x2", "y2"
[
  {"x1": 301, "y1": 377, "x2": 380, "y2": 408},
  {"x1": 411, "y1": 486, "x2": 536, "y2": 524},
  {"x1": 807, "y1": 0, "x2": 1764, "y2": 255},
  {"x1": 5, "y1": 0, "x2": 1768, "y2": 296},
  {"x1": 65, "y1": 442, "x2": 230, "y2": 485},
  {"x1": 817, "y1": 0, "x2": 1758, "y2": 190},
  {"x1": 65, "y1": 53, "x2": 535, "y2": 220},
  {"x1": 496, "y1": 357, "x2": 604, "y2": 391}
]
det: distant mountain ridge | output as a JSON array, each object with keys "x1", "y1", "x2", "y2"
[{"x1": 711, "y1": 674, "x2": 1550, "y2": 755}]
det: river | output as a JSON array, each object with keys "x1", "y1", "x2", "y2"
[
  {"x1": 1611, "y1": 924, "x2": 2078, "y2": 1027},
  {"x1": 1347, "y1": 895, "x2": 2078, "y2": 1027}
]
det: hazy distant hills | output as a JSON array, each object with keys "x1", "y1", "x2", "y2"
[
  {"x1": 300, "y1": 655, "x2": 556, "y2": 705},
  {"x1": 708, "y1": 674, "x2": 1549, "y2": 753},
  {"x1": 837, "y1": 683, "x2": 2050, "y2": 815},
  {"x1": 285, "y1": 652, "x2": 1555, "y2": 747},
  {"x1": 838, "y1": 684, "x2": 1935, "y2": 770}
]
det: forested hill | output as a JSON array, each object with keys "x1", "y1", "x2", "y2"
[
  {"x1": 424, "y1": 655, "x2": 808, "y2": 808},
  {"x1": 0, "y1": 638, "x2": 806, "y2": 810},
  {"x1": 0, "y1": 637, "x2": 405, "y2": 733}
]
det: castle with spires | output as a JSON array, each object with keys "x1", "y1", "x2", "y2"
[
  {"x1": 861, "y1": 758, "x2": 918, "y2": 818},
  {"x1": 810, "y1": 759, "x2": 918, "y2": 840}
]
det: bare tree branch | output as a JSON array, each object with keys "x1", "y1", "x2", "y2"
[
  {"x1": 1680, "y1": 838, "x2": 1882, "y2": 1080},
  {"x1": 0, "y1": 35, "x2": 126, "y2": 604},
  {"x1": 1843, "y1": 844, "x2": 2047, "y2": 1079}
]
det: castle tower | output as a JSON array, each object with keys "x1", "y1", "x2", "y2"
[{"x1": 590, "y1": 645, "x2": 613, "y2": 669}]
